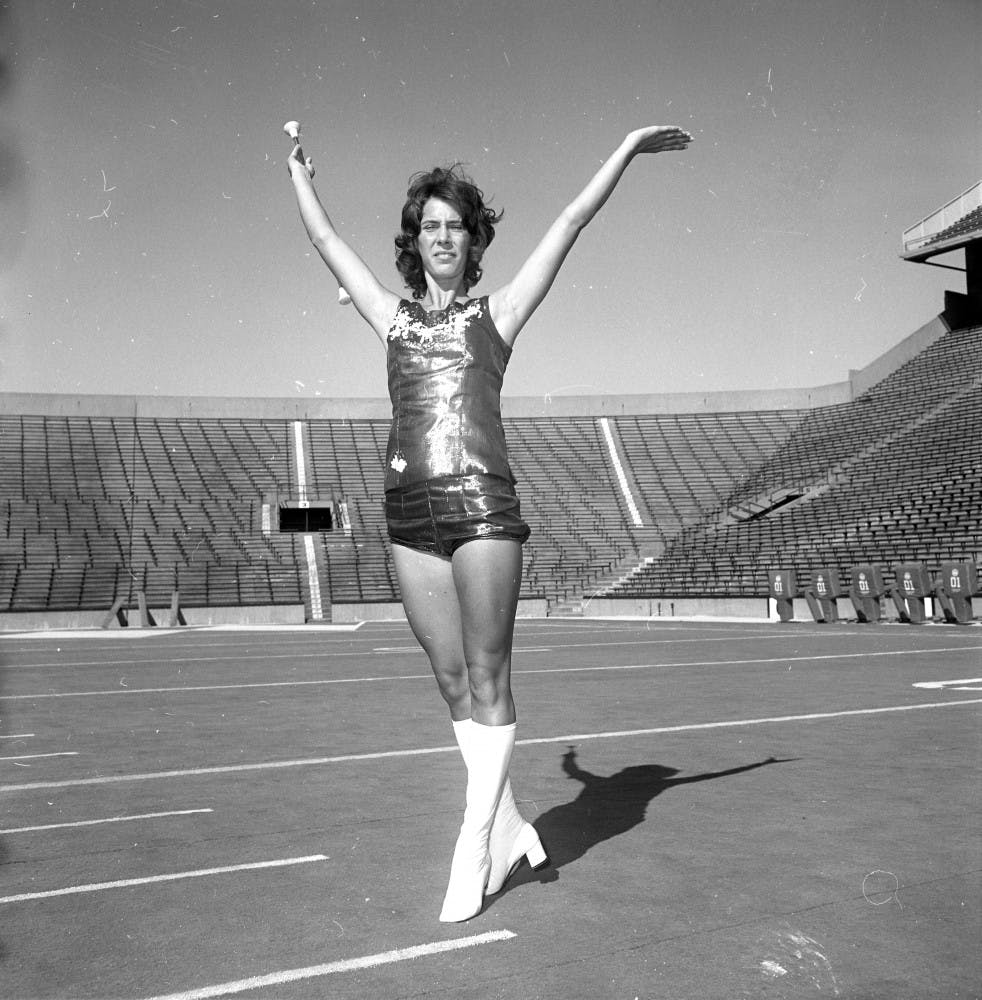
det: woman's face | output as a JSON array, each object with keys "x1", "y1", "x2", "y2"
[{"x1": 417, "y1": 197, "x2": 471, "y2": 287}]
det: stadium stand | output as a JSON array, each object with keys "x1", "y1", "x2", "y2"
[
  {"x1": 2, "y1": 186, "x2": 980, "y2": 626},
  {"x1": 902, "y1": 181, "x2": 981, "y2": 261},
  {"x1": 2, "y1": 320, "x2": 978, "y2": 625},
  {"x1": 614, "y1": 410, "x2": 807, "y2": 540},
  {"x1": 601, "y1": 325, "x2": 982, "y2": 605}
]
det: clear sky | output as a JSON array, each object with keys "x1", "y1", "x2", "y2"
[{"x1": 0, "y1": 0, "x2": 978, "y2": 402}]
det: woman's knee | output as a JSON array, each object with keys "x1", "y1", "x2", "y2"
[
  {"x1": 466, "y1": 656, "x2": 512, "y2": 708},
  {"x1": 434, "y1": 664, "x2": 470, "y2": 709}
]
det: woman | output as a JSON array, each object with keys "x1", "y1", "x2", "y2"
[{"x1": 287, "y1": 124, "x2": 692, "y2": 922}]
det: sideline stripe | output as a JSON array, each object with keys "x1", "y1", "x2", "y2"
[
  {"x1": 140, "y1": 929, "x2": 517, "y2": 1000},
  {"x1": 6, "y1": 645, "x2": 982, "y2": 700},
  {"x1": 2, "y1": 698, "x2": 979, "y2": 794},
  {"x1": 0, "y1": 855, "x2": 327, "y2": 905},
  {"x1": 0, "y1": 808, "x2": 213, "y2": 835},
  {"x1": 0, "y1": 734, "x2": 35, "y2": 739}
]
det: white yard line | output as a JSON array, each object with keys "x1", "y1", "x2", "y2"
[
  {"x1": 0, "y1": 752, "x2": 78, "y2": 761},
  {"x1": 913, "y1": 677, "x2": 982, "y2": 689},
  {"x1": 3, "y1": 698, "x2": 979, "y2": 794},
  {"x1": 140, "y1": 930, "x2": 517, "y2": 1000},
  {"x1": 5, "y1": 645, "x2": 981, "y2": 700},
  {"x1": 0, "y1": 855, "x2": 328, "y2": 905},
  {"x1": 0, "y1": 808, "x2": 213, "y2": 835}
]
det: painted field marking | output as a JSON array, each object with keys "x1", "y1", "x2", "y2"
[
  {"x1": 516, "y1": 698, "x2": 982, "y2": 746},
  {"x1": 0, "y1": 752, "x2": 78, "y2": 762},
  {"x1": 374, "y1": 635, "x2": 788, "y2": 653},
  {"x1": 0, "y1": 675, "x2": 431, "y2": 699},
  {"x1": 3, "y1": 698, "x2": 979, "y2": 794},
  {"x1": 140, "y1": 929, "x2": 517, "y2": 1000},
  {"x1": 0, "y1": 651, "x2": 390, "y2": 670},
  {"x1": 374, "y1": 645, "x2": 554, "y2": 653},
  {"x1": 0, "y1": 624, "x2": 364, "y2": 642},
  {"x1": 6, "y1": 644, "x2": 982, "y2": 701},
  {"x1": 0, "y1": 628, "x2": 882, "y2": 670},
  {"x1": 200, "y1": 623, "x2": 364, "y2": 631},
  {"x1": 0, "y1": 854, "x2": 328, "y2": 905},
  {"x1": 0, "y1": 808, "x2": 213, "y2": 835},
  {"x1": 0, "y1": 630, "x2": 183, "y2": 641},
  {"x1": 0, "y1": 733, "x2": 35, "y2": 739},
  {"x1": 913, "y1": 678, "x2": 982, "y2": 691},
  {"x1": 522, "y1": 645, "x2": 982, "y2": 675}
]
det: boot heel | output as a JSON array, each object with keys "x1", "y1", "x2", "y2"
[{"x1": 525, "y1": 835, "x2": 547, "y2": 870}]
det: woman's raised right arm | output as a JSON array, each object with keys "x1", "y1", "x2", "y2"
[{"x1": 287, "y1": 145, "x2": 400, "y2": 342}]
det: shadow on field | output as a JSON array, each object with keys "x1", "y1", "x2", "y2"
[{"x1": 497, "y1": 747, "x2": 794, "y2": 896}]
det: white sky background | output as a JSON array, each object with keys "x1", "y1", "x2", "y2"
[{"x1": 0, "y1": 0, "x2": 978, "y2": 401}]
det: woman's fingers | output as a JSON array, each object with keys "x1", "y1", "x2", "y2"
[
  {"x1": 286, "y1": 144, "x2": 315, "y2": 178},
  {"x1": 636, "y1": 126, "x2": 693, "y2": 154}
]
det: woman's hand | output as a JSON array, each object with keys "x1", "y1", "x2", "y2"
[
  {"x1": 625, "y1": 125, "x2": 693, "y2": 157},
  {"x1": 287, "y1": 143, "x2": 315, "y2": 179}
]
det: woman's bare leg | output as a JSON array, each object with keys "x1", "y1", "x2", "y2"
[
  {"x1": 451, "y1": 538, "x2": 522, "y2": 726},
  {"x1": 393, "y1": 538, "x2": 522, "y2": 724},
  {"x1": 391, "y1": 544, "x2": 470, "y2": 720},
  {"x1": 394, "y1": 538, "x2": 528, "y2": 918}
]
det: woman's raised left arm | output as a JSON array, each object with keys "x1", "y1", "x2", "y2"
[{"x1": 489, "y1": 126, "x2": 692, "y2": 346}]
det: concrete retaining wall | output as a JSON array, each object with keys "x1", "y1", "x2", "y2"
[
  {"x1": 0, "y1": 385, "x2": 848, "y2": 420},
  {"x1": 330, "y1": 599, "x2": 548, "y2": 623},
  {"x1": 848, "y1": 314, "x2": 950, "y2": 397},
  {"x1": 0, "y1": 604, "x2": 306, "y2": 632},
  {"x1": 6, "y1": 312, "x2": 951, "y2": 422},
  {"x1": 583, "y1": 597, "x2": 774, "y2": 620}
]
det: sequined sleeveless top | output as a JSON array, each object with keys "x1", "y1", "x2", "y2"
[{"x1": 384, "y1": 296, "x2": 514, "y2": 491}]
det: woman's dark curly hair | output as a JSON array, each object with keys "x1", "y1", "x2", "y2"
[{"x1": 394, "y1": 164, "x2": 503, "y2": 299}]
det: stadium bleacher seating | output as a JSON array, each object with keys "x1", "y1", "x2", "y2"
[
  {"x1": 922, "y1": 206, "x2": 982, "y2": 252},
  {"x1": 0, "y1": 324, "x2": 979, "y2": 620},
  {"x1": 603, "y1": 325, "x2": 982, "y2": 601}
]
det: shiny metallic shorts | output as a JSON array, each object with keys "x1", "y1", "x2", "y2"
[{"x1": 385, "y1": 474, "x2": 531, "y2": 559}]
